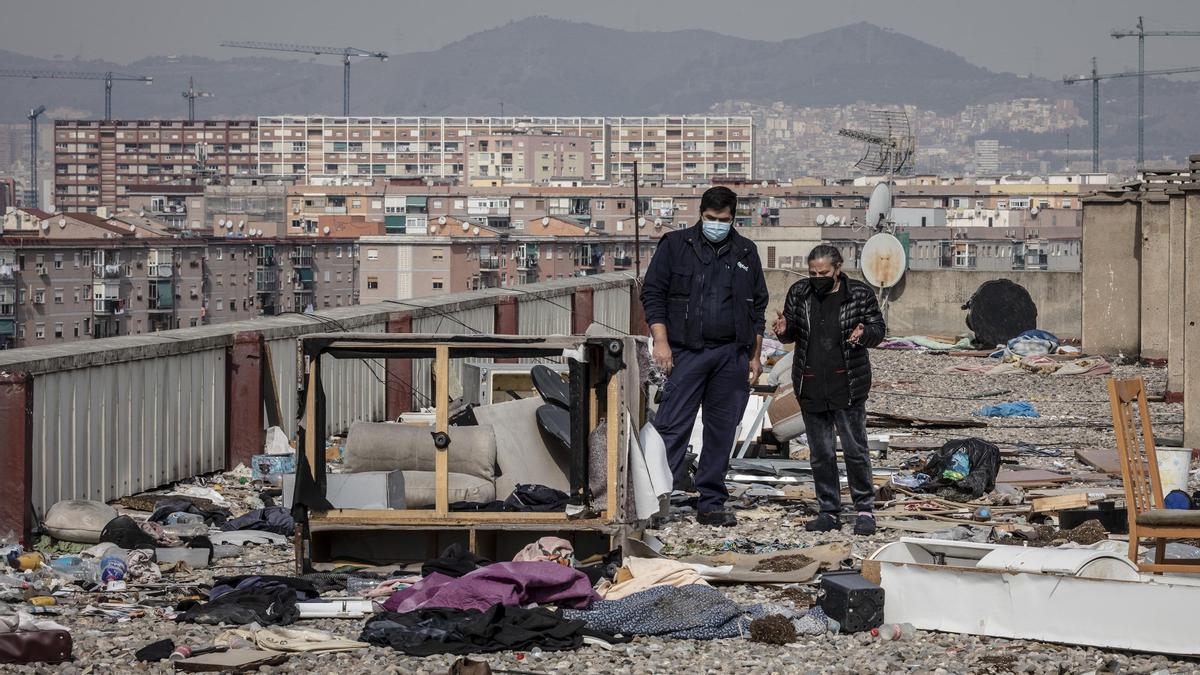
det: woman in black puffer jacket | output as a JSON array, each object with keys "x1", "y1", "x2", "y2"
[{"x1": 773, "y1": 244, "x2": 886, "y2": 535}]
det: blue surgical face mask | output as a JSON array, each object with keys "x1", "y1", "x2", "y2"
[{"x1": 702, "y1": 220, "x2": 731, "y2": 242}]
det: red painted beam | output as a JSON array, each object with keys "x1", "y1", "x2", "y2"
[
  {"x1": 572, "y1": 287, "x2": 594, "y2": 335},
  {"x1": 386, "y1": 312, "x2": 414, "y2": 419},
  {"x1": 226, "y1": 331, "x2": 264, "y2": 468},
  {"x1": 0, "y1": 372, "x2": 33, "y2": 544},
  {"x1": 630, "y1": 282, "x2": 649, "y2": 336},
  {"x1": 495, "y1": 296, "x2": 519, "y2": 363}
]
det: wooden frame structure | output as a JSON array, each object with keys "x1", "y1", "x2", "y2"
[
  {"x1": 1108, "y1": 377, "x2": 1200, "y2": 574},
  {"x1": 291, "y1": 332, "x2": 640, "y2": 571}
]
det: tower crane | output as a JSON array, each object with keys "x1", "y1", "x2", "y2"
[
  {"x1": 0, "y1": 69, "x2": 153, "y2": 121},
  {"x1": 1111, "y1": 17, "x2": 1200, "y2": 169},
  {"x1": 1063, "y1": 60, "x2": 1200, "y2": 172},
  {"x1": 219, "y1": 41, "x2": 388, "y2": 116},
  {"x1": 27, "y1": 106, "x2": 46, "y2": 210},
  {"x1": 182, "y1": 77, "x2": 213, "y2": 121}
]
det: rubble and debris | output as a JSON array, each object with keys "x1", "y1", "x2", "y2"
[{"x1": 748, "y1": 614, "x2": 797, "y2": 644}]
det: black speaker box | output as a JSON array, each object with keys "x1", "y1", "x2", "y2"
[{"x1": 819, "y1": 571, "x2": 884, "y2": 633}]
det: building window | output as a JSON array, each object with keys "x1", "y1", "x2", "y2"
[
  {"x1": 53, "y1": 253, "x2": 63, "y2": 270},
  {"x1": 53, "y1": 289, "x2": 63, "y2": 304},
  {"x1": 33, "y1": 289, "x2": 44, "y2": 304},
  {"x1": 54, "y1": 323, "x2": 63, "y2": 339},
  {"x1": 367, "y1": 276, "x2": 379, "y2": 290},
  {"x1": 336, "y1": 246, "x2": 343, "y2": 258},
  {"x1": 216, "y1": 299, "x2": 224, "y2": 311},
  {"x1": 215, "y1": 248, "x2": 223, "y2": 260},
  {"x1": 367, "y1": 248, "x2": 379, "y2": 260},
  {"x1": 432, "y1": 248, "x2": 444, "y2": 262},
  {"x1": 432, "y1": 278, "x2": 444, "y2": 290},
  {"x1": 35, "y1": 324, "x2": 45, "y2": 340},
  {"x1": 1062, "y1": 198, "x2": 1072, "y2": 208}
]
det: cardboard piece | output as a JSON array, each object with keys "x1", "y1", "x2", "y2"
[
  {"x1": 174, "y1": 650, "x2": 288, "y2": 672},
  {"x1": 283, "y1": 471, "x2": 405, "y2": 510},
  {"x1": 681, "y1": 541, "x2": 851, "y2": 584}
]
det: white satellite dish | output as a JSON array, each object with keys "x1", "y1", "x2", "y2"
[
  {"x1": 638, "y1": 217, "x2": 646, "y2": 228},
  {"x1": 225, "y1": 221, "x2": 233, "y2": 230},
  {"x1": 139, "y1": 209, "x2": 145, "y2": 217},
  {"x1": 428, "y1": 224, "x2": 437, "y2": 235},
  {"x1": 830, "y1": 215, "x2": 841, "y2": 226},
  {"x1": 218, "y1": 218, "x2": 226, "y2": 227},
  {"x1": 239, "y1": 220, "x2": 245, "y2": 229},
  {"x1": 1030, "y1": 206, "x2": 1040, "y2": 216},
  {"x1": 129, "y1": 223, "x2": 136, "y2": 232},
  {"x1": 472, "y1": 226, "x2": 480, "y2": 235},
  {"x1": 583, "y1": 225, "x2": 591, "y2": 234},
  {"x1": 816, "y1": 214, "x2": 827, "y2": 225},
  {"x1": 438, "y1": 216, "x2": 447, "y2": 225},
  {"x1": 40, "y1": 221, "x2": 49, "y2": 231},
  {"x1": 654, "y1": 218, "x2": 662, "y2": 227},
  {"x1": 323, "y1": 226, "x2": 331, "y2": 235},
  {"x1": 866, "y1": 182, "x2": 892, "y2": 230},
  {"x1": 461, "y1": 222, "x2": 470, "y2": 232},
  {"x1": 861, "y1": 233, "x2": 907, "y2": 289},
  {"x1": 58, "y1": 219, "x2": 65, "y2": 228},
  {"x1": 541, "y1": 216, "x2": 550, "y2": 226}
]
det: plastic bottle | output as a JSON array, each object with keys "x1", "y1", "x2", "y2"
[
  {"x1": 100, "y1": 553, "x2": 127, "y2": 582},
  {"x1": 870, "y1": 623, "x2": 916, "y2": 641},
  {"x1": 345, "y1": 577, "x2": 378, "y2": 597},
  {"x1": 165, "y1": 512, "x2": 204, "y2": 526}
]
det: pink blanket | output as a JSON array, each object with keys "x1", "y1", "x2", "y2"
[{"x1": 382, "y1": 561, "x2": 597, "y2": 613}]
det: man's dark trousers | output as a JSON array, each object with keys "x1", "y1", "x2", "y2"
[
  {"x1": 802, "y1": 401, "x2": 875, "y2": 515},
  {"x1": 653, "y1": 342, "x2": 750, "y2": 513}
]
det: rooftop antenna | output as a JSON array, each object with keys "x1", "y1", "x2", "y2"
[
  {"x1": 182, "y1": 77, "x2": 213, "y2": 121},
  {"x1": 837, "y1": 109, "x2": 917, "y2": 183}
]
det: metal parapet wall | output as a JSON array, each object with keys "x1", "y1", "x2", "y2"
[{"x1": 0, "y1": 272, "x2": 641, "y2": 541}]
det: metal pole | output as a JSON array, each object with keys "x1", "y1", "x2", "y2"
[
  {"x1": 633, "y1": 161, "x2": 641, "y2": 279},
  {"x1": 1092, "y1": 57, "x2": 1100, "y2": 172},
  {"x1": 1138, "y1": 16, "x2": 1145, "y2": 171},
  {"x1": 28, "y1": 113, "x2": 38, "y2": 209},
  {"x1": 343, "y1": 56, "x2": 351, "y2": 116},
  {"x1": 104, "y1": 73, "x2": 112, "y2": 121}
]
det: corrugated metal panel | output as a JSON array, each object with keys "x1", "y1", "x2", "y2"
[
  {"x1": 517, "y1": 295, "x2": 571, "y2": 364},
  {"x1": 29, "y1": 349, "x2": 226, "y2": 521},
  {"x1": 594, "y1": 286, "x2": 632, "y2": 335},
  {"x1": 265, "y1": 337, "x2": 300, "y2": 437},
  {"x1": 412, "y1": 306, "x2": 494, "y2": 409},
  {"x1": 320, "y1": 321, "x2": 386, "y2": 435}
]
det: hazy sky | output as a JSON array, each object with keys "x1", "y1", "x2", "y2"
[{"x1": 4, "y1": 0, "x2": 1200, "y2": 79}]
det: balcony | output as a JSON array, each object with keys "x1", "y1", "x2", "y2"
[
  {"x1": 612, "y1": 256, "x2": 633, "y2": 269},
  {"x1": 478, "y1": 256, "x2": 503, "y2": 271},
  {"x1": 93, "y1": 264, "x2": 124, "y2": 279},
  {"x1": 516, "y1": 256, "x2": 538, "y2": 271},
  {"x1": 93, "y1": 298, "x2": 125, "y2": 315}
]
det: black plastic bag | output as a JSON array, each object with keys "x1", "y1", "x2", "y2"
[{"x1": 917, "y1": 438, "x2": 1001, "y2": 499}]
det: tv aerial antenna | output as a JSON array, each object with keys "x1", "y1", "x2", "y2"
[{"x1": 838, "y1": 109, "x2": 917, "y2": 182}]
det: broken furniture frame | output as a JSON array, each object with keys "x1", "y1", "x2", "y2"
[
  {"x1": 1108, "y1": 377, "x2": 1200, "y2": 574},
  {"x1": 290, "y1": 332, "x2": 638, "y2": 572}
]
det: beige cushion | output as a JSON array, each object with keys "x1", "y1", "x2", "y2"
[
  {"x1": 343, "y1": 421, "x2": 496, "y2": 481},
  {"x1": 44, "y1": 500, "x2": 118, "y2": 543},
  {"x1": 400, "y1": 471, "x2": 496, "y2": 507},
  {"x1": 1136, "y1": 509, "x2": 1200, "y2": 527}
]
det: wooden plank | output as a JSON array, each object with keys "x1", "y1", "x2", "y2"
[
  {"x1": 996, "y1": 468, "x2": 1073, "y2": 488},
  {"x1": 310, "y1": 509, "x2": 586, "y2": 525},
  {"x1": 261, "y1": 342, "x2": 283, "y2": 429},
  {"x1": 606, "y1": 377, "x2": 619, "y2": 517},
  {"x1": 1075, "y1": 448, "x2": 1123, "y2": 475},
  {"x1": 1031, "y1": 493, "x2": 1090, "y2": 514},
  {"x1": 866, "y1": 410, "x2": 987, "y2": 429},
  {"x1": 434, "y1": 345, "x2": 449, "y2": 515}
]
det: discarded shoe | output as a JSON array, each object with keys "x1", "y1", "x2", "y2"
[
  {"x1": 804, "y1": 513, "x2": 841, "y2": 532},
  {"x1": 853, "y1": 513, "x2": 877, "y2": 536},
  {"x1": 696, "y1": 510, "x2": 737, "y2": 527}
]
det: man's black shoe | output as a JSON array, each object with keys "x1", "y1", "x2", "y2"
[
  {"x1": 697, "y1": 510, "x2": 737, "y2": 527},
  {"x1": 854, "y1": 513, "x2": 877, "y2": 536},
  {"x1": 804, "y1": 513, "x2": 842, "y2": 532}
]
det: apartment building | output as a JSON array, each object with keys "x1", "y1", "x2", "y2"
[
  {"x1": 256, "y1": 116, "x2": 754, "y2": 184},
  {"x1": 126, "y1": 185, "x2": 206, "y2": 231},
  {"x1": 53, "y1": 120, "x2": 257, "y2": 213},
  {"x1": 465, "y1": 133, "x2": 591, "y2": 184}
]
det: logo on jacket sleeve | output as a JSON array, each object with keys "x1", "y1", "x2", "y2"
[{"x1": 737, "y1": 261, "x2": 750, "y2": 271}]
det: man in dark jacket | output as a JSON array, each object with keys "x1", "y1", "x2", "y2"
[
  {"x1": 773, "y1": 244, "x2": 886, "y2": 535},
  {"x1": 640, "y1": 186, "x2": 769, "y2": 527}
]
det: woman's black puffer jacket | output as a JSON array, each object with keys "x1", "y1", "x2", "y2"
[{"x1": 777, "y1": 274, "x2": 887, "y2": 406}]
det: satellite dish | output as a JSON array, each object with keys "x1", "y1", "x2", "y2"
[
  {"x1": 541, "y1": 216, "x2": 550, "y2": 226},
  {"x1": 139, "y1": 209, "x2": 145, "y2": 217},
  {"x1": 239, "y1": 220, "x2": 245, "y2": 228},
  {"x1": 638, "y1": 217, "x2": 646, "y2": 227},
  {"x1": 40, "y1": 222, "x2": 49, "y2": 231},
  {"x1": 428, "y1": 224, "x2": 437, "y2": 235},
  {"x1": 654, "y1": 218, "x2": 662, "y2": 227},
  {"x1": 861, "y1": 233, "x2": 907, "y2": 289},
  {"x1": 438, "y1": 215, "x2": 447, "y2": 225},
  {"x1": 472, "y1": 226, "x2": 480, "y2": 235},
  {"x1": 816, "y1": 214, "x2": 827, "y2": 225},
  {"x1": 461, "y1": 222, "x2": 470, "y2": 232},
  {"x1": 829, "y1": 215, "x2": 841, "y2": 225},
  {"x1": 866, "y1": 182, "x2": 892, "y2": 229},
  {"x1": 129, "y1": 223, "x2": 136, "y2": 232},
  {"x1": 322, "y1": 226, "x2": 331, "y2": 235},
  {"x1": 58, "y1": 219, "x2": 66, "y2": 228},
  {"x1": 1030, "y1": 206, "x2": 1040, "y2": 216},
  {"x1": 583, "y1": 225, "x2": 591, "y2": 234}
]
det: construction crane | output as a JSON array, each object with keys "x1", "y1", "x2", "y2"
[
  {"x1": 1111, "y1": 17, "x2": 1200, "y2": 169},
  {"x1": 0, "y1": 69, "x2": 153, "y2": 121},
  {"x1": 219, "y1": 41, "x2": 388, "y2": 116},
  {"x1": 182, "y1": 77, "x2": 213, "y2": 121},
  {"x1": 27, "y1": 106, "x2": 46, "y2": 210},
  {"x1": 1064, "y1": 60, "x2": 1200, "y2": 172}
]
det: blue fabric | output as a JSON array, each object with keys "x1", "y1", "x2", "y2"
[
  {"x1": 562, "y1": 584, "x2": 761, "y2": 640},
  {"x1": 653, "y1": 342, "x2": 750, "y2": 513},
  {"x1": 976, "y1": 401, "x2": 1040, "y2": 418},
  {"x1": 1006, "y1": 330, "x2": 1060, "y2": 357},
  {"x1": 1164, "y1": 490, "x2": 1194, "y2": 510}
]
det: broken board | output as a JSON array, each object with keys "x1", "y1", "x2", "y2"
[
  {"x1": 866, "y1": 410, "x2": 987, "y2": 429},
  {"x1": 1031, "y1": 493, "x2": 1090, "y2": 514},
  {"x1": 1074, "y1": 448, "x2": 1123, "y2": 476}
]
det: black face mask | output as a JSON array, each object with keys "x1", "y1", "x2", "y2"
[{"x1": 810, "y1": 276, "x2": 835, "y2": 295}]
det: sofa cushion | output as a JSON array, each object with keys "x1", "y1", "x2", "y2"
[
  {"x1": 343, "y1": 422, "x2": 496, "y2": 481},
  {"x1": 400, "y1": 471, "x2": 496, "y2": 508},
  {"x1": 43, "y1": 500, "x2": 118, "y2": 544}
]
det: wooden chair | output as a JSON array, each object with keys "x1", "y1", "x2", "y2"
[{"x1": 1108, "y1": 377, "x2": 1200, "y2": 573}]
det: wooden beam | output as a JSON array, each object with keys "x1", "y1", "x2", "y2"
[
  {"x1": 1031, "y1": 493, "x2": 1090, "y2": 514},
  {"x1": 304, "y1": 364, "x2": 318, "y2": 472},
  {"x1": 434, "y1": 345, "x2": 450, "y2": 515},
  {"x1": 606, "y1": 377, "x2": 620, "y2": 517}
]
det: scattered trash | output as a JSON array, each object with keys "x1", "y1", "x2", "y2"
[{"x1": 748, "y1": 614, "x2": 797, "y2": 645}]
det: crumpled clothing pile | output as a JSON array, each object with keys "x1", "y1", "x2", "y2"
[{"x1": 562, "y1": 584, "x2": 763, "y2": 640}]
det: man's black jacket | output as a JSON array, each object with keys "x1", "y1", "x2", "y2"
[
  {"x1": 640, "y1": 223, "x2": 768, "y2": 351},
  {"x1": 777, "y1": 274, "x2": 887, "y2": 406}
]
